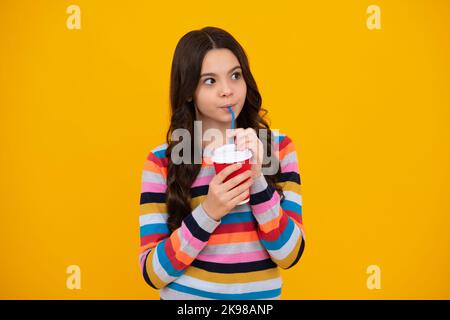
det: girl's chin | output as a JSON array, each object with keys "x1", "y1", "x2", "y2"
[
  {"x1": 199, "y1": 108, "x2": 240, "y2": 124},
  {"x1": 221, "y1": 106, "x2": 241, "y2": 116},
  {"x1": 219, "y1": 113, "x2": 237, "y2": 123}
]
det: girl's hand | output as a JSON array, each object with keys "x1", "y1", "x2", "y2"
[
  {"x1": 202, "y1": 163, "x2": 253, "y2": 221},
  {"x1": 227, "y1": 128, "x2": 263, "y2": 178}
]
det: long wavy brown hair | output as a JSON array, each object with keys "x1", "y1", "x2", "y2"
[{"x1": 165, "y1": 26, "x2": 284, "y2": 233}]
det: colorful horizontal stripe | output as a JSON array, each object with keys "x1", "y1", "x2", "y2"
[{"x1": 139, "y1": 132, "x2": 305, "y2": 299}]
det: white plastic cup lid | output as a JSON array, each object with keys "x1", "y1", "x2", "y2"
[{"x1": 211, "y1": 144, "x2": 252, "y2": 164}]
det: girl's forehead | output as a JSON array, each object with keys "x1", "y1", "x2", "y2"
[{"x1": 202, "y1": 49, "x2": 240, "y2": 70}]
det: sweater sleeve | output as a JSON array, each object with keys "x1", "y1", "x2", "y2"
[
  {"x1": 249, "y1": 135, "x2": 305, "y2": 269},
  {"x1": 138, "y1": 150, "x2": 221, "y2": 290}
]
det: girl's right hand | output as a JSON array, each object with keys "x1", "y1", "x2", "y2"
[{"x1": 202, "y1": 163, "x2": 253, "y2": 221}]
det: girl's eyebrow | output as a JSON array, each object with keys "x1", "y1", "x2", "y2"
[{"x1": 200, "y1": 66, "x2": 241, "y2": 78}]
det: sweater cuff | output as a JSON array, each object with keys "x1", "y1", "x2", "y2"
[
  {"x1": 250, "y1": 174, "x2": 268, "y2": 194},
  {"x1": 192, "y1": 203, "x2": 221, "y2": 233}
]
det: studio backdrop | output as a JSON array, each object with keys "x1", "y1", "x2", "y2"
[{"x1": 1, "y1": 0, "x2": 449, "y2": 299}]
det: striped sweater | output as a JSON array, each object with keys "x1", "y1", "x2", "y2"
[{"x1": 139, "y1": 132, "x2": 305, "y2": 300}]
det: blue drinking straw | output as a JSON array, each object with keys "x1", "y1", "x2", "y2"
[{"x1": 227, "y1": 105, "x2": 235, "y2": 145}]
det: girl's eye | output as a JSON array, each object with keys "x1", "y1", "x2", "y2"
[
  {"x1": 203, "y1": 72, "x2": 242, "y2": 85},
  {"x1": 231, "y1": 72, "x2": 241, "y2": 80}
]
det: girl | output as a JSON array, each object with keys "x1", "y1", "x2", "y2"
[{"x1": 139, "y1": 26, "x2": 305, "y2": 300}]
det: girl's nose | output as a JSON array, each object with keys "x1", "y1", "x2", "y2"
[
  {"x1": 220, "y1": 81, "x2": 231, "y2": 96},
  {"x1": 219, "y1": 84, "x2": 232, "y2": 97}
]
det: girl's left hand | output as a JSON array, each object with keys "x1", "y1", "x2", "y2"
[{"x1": 227, "y1": 128, "x2": 263, "y2": 178}]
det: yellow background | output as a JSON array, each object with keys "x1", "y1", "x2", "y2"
[{"x1": 1, "y1": 0, "x2": 449, "y2": 299}]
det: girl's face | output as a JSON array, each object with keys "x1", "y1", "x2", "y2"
[{"x1": 193, "y1": 48, "x2": 247, "y2": 125}]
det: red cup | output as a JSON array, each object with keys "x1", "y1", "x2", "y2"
[{"x1": 212, "y1": 144, "x2": 252, "y2": 205}]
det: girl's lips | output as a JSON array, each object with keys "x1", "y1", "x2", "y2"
[{"x1": 219, "y1": 104, "x2": 235, "y2": 109}]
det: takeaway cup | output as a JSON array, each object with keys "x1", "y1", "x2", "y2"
[{"x1": 212, "y1": 144, "x2": 252, "y2": 205}]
